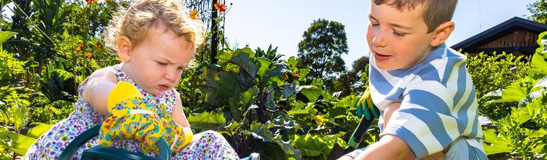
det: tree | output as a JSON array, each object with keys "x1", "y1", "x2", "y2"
[
  {"x1": 528, "y1": 0, "x2": 547, "y2": 24},
  {"x1": 297, "y1": 19, "x2": 348, "y2": 90},
  {"x1": 333, "y1": 56, "x2": 369, "y2": 97}
]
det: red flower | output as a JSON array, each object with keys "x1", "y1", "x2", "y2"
[
  {"x1": 284, "y1": 74, "x2": 289, "y2": 81},
  {"x1": 214, "y1": 2, "x2": 227, "y2": 13},
  {"x1": 85, "y1": 52, "x2": 92, "y2": 58}
]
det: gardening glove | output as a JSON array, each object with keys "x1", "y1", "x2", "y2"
[
  {"x1": 157, "y1": 104, "x2": 194, "y2": 151},
  {"x1": 356, "y1": 88, "x2": 380, "y2": 120},
  {"x1": 99, "y1": 81, "x2": 166, "y2": 154}
]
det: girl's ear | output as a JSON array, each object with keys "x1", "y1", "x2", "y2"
[
  {"x1": 430, "y1": 21, "x2": 455, "y2": 47},
  {"x1": 117, "y1": 36, "x2": 132, "y2": 62}
]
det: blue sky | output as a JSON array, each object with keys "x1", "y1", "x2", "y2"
[{"x1": 224, "y1": 0, "x2": 537, "y2": 69}]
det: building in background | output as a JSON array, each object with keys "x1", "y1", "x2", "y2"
[{"x1": 452, "y1": 17, "x2": 547, "y2": 56}]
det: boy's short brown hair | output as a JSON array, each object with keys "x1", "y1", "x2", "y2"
[{"x1": 373, "y1": 0, "x2": 458, "y2": 33}]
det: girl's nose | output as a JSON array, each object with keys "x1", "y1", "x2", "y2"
[{"x1": 164, "y1": 69, "x2": 176, "y2": 82}]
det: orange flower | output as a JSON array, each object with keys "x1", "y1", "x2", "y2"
[
  {"x1": 85, "y1": 0, "x2": 97, "y2": 3},
  {"x1": 85, "y1": 52, "x2": 92, "y2": 58},
  {"x1": 214, "y1": 2, "x2": 227, "y2": 13},
  {"x1": 292, "y1": 71, "x2": 300, "y2": 78},
  {"x1": 284, "y1": 74, "x2": 289, "y2": 81},
  {"x1": 75, "y1": 43, "x2": 85, "y2": 52},
  {"x1": 190, "y1": 10, "x2": 199, "y2": 20}
]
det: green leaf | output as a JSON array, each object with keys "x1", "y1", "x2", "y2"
[
  {"x1": 0, "y1": 133, "x2": 36, "y2": 155},
  {"x1": 482, "y1": 129, "x2": 512, "y2": 155},
  {"x1": 298, "y1": 86, "x2": 322, "y2": 102},
  {"x1": 495, "y1": 77, "x2": 535, "y2": 103},
  {"x1": 328, "y1": 107, "x2": 347, "y2": 119},
  {"x1": 187, "y1": 112, "x2": 226, "y2": 131},
  {"x1": 250, "y1": 122, "x2": 274, "y2": 142},
  {"x1": 243, "y1": 87, "x2": 258, "y2": 109},
  {"x1": 287, "y1": 56, "x2": 298, "y2": 70},
  {"x1": 231, "y1": 52, "x2": 258, "y2": 78},
  {"x1": 530, "y1": 52, "x2": 547, "y2": 78},
  {"x1": 293, "y1": 134, "x2": 333, "y2": 159},
  {"x1": 287, "y1": 109, "x2": 310, "y2": 116},
  {"x1": 0, "y1": 31, "x2": 17, "y2": 44},
  {"x1": 234, "y1": 47, "x2": 255, "y2": 58},
  {"x1": 26, "y1": 124, "x2": 54, "y2": 139},
  {"x1": 282, "y1": 83, "x2": 297, "y2": 98},
  {"x1": 257, "y1": 58, "x2": 272, "y2": 78},
  {"x1": 229, "y1": 97, "x2": 242, "y2": 121},
  {"x1": 251, "y1": 141, "x2": 288, "y2": 160},
  {"x1": 217, "y1": 72, "x2": 241, "y2": 102}
]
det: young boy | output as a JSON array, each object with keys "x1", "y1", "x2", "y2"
[{"x1": 340, "y1": 0, "x2": 486, "y2": 159}]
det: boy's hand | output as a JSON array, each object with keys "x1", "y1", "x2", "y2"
[{"x1": 356, "y1": 89, "x2": 380, "y2": 120}]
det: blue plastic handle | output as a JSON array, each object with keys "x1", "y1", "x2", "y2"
[{"x1": 58, "y1": 122, "x2": 171, "y2": 160}]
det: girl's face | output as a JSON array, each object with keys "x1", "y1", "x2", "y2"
[{"x1": 122, "y1": 23, "x2": 195, "y2": 95}]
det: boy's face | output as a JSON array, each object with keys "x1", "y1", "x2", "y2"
[{"x1": 367, "y1": 2, "x2": 436, "y2": 70}]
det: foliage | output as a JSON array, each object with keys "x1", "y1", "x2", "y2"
[
  {"x1": 528, "y1": 0, "x2": 547, "y2": 24},
  {"x1": 465, "y1": 51, "x2": 530, "y2": 120},
  {"x1": 333, "y1": 56, "x2": 369, "y2": 97},
  {"x1": 482, "y1": 31, "x2": 547, "y2": 159},
  {"x1": 297, "y1": 19, "x2": 348, "y2": 91}
]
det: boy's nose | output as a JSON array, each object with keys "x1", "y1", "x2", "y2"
[{"x1": 372, "y1": 31, "x2": 388, "y2": 48}]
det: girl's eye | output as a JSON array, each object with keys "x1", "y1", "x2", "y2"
[
  {"x1": 370, "y1": 23, "x2": 379, "y2": 27},
  {"x1": 157, "y1": 61, "x2": 168, "y2": 66},
  {"x1": 393, "y1": 30, "x2": 407, "y2": 37},
  {"x1": 177, "y1": 66, "x2": 184, "y2": 71}
]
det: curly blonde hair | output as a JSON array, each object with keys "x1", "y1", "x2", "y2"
[{"x1": 105, "y1": 0, "x2": 205, "y2": 51}]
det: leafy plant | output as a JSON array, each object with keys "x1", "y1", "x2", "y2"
[
  {"x1": 482, "y1": 31, "x2": 547, "y2": 159},
  {"x1": 466, "y1": 51, "x2": 530, "y2": 120}
]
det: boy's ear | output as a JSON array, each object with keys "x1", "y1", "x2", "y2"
[
  {"x1": 117, "y1": 36, "x2": 132, "y2": 62},
  {"x1": 430, "y1": 21, "x2": 455, "y2": 47}
]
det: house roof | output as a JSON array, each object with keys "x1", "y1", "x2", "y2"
[{"x1": 451, "y1": 17, "x2": 547, "y2": 50}]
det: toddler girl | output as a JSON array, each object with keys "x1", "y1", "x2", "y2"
[{"x1": 24, "y1": 0, "x2": 238, "y2": 159}]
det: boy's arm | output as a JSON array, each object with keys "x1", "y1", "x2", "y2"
[
  {"x1": 82, "y1": 68, "x2": 118, "y2": 116},
  {"x1": 172, "y1": 92, "x2": 190, "y2": 127},
  {"x1": 355, "y1": 135, "x2": 413, "y2": 160}
]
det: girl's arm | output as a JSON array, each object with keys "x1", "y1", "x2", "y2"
[
  {"x1": 172, "y1": 92, "x2": 190, "y2": 127},
  {"x1": 82, "y1": 67, "x2": 118, "y2": 116}
]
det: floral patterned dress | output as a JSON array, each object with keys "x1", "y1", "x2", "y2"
[{"x1": 25, "y1": 64, "x2": 239, "y2": 160}]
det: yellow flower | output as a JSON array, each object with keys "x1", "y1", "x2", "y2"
[
  {"x1": 190, "y1": 10, "x2": 199, "y2": 20},
  {"x1": 311, "y1": 115, "x2": 326, "y2": 125}
]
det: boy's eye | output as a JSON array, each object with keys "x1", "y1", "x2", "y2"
[
  {"x1": 370, "y1": 22, "x2": 379, "y2": 27},
  {"x1": 392, "y1": 30, "x2": 407, "y2": 37},
  {"x1": 177, "y1": 66, "x2": 185, "y2": 71}
]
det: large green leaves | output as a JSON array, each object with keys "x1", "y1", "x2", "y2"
[
  {"x1": 187, "y1": 112, "x2": 226, "y2": 132},
  {"x1": 0, "y1": 31, "x2": 17, "y2": 45}
]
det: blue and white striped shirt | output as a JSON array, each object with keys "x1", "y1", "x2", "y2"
[{"x1": 369, "y1": 43, "x2": 486, "y2": 159}]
